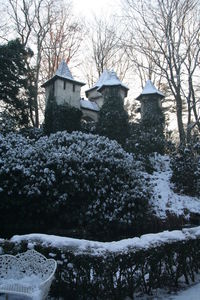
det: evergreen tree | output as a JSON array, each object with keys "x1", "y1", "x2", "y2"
[
  {"x1": 97, "y1": 87, "x2": 129, "y2": 145},
  {"x1": 0, "y1": 39, "x2": 30, "y2": 128},
  {"x1": 126, "y1": 104, "x2": 166, "y2": 156}
]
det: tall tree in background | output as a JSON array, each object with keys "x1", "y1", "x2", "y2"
[
  {"x1": 6, "y1": 0, "x2": 84, "y2": 126},
  {"x1": 82, "y1": 16, "x2": 131, "y2": 88},
  {"x1": 0, "y1": 39, "x2": 30, "y2": 127},
  {"x1": 41, "y1": 2, "x2": 84, "y2": 81},
  {"x1": 123, "y1": 0, "x2": 200, "y2": 145}
]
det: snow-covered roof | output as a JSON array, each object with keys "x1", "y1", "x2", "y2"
[
  {"x1": 85, "y1": 70, "x2": 129, "y2": 96},
  {"x1": 55, "y1": 59, "x2": 74, "y2": 80},
  {"x1": 136, "y1": 80, "x2": 164, "y2": 100},
  {"x1": 42, "y1": 60, "x2": 85, "y2": 87},
  {"x1": 80, "y1": 99, "x2": 100, "y2": 112}
]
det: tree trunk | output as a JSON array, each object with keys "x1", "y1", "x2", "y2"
[{"x1": 176, "y1": 93, "x2": 186, "y2": 146}]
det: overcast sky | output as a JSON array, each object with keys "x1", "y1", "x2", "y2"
[{"x1": 73, "y1": 0, "x2": 121, "y2": 18}]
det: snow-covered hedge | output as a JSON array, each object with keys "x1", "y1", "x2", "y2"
[
  {"x1": 1, "y1": 227, "x2": 200, "y2": 299},
  {"x1": 0, "y1": 131, "x2": 151, "y2": 238}
]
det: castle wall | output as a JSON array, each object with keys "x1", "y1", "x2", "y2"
[
  {"x1": 87, "y1": 89, "x2": 104, "y2": 108},
  {"x1": 82, "y1": 109, "x2": 98, "y2": 122},
  {"x1": 141, "y1": 96, "x2": 162, "y2": 120},
  {"x1": 54, "y1": 79, "x2": 81, "y2": 109}
]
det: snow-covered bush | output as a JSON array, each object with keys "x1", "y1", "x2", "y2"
[
  {"x1": 171, "y1": 144, "x2": 200, "y2": 196},
  {"x1": 0, "y1": 131, "x2": 151, "y2": 238},
  {"x1": 0, "y1": 111, "x2": 18, "y2": 134},
  {"x1": 19, "y1": 127, "x2": 44, "y2": 140},
  {"x1": 126, "y1": 122, "x2": 166, "y2": 156}
]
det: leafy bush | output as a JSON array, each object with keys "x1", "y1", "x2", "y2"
[
  {"x1": 126, "y1": 121, "x2": 166, "y2": 156},
  {"x1": 0, "y1": 111, "x2": 18, "y2": 134},
  {"x1": 0, "y1": 131, "x2": 151, "y2": 239},
  {"x1": 44, "y1": 96, "x2": 82, "y2": 134},
  {"x1": 171, "y1": 143, "x2": 200, "y2": 196},
  {"x1": 19, "y1": 127, "x2": 44, "y2": 140}
]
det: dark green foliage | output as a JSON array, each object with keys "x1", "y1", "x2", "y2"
[
  {"x1": 126, "y1": 123, "x2": 165, "y2": 156},
  {"x1": 1, "y1": 230, "x2": 200, "y2": 299},
  {"x1": 0, "y1": 111, "x2": 18, "y2": 134},
  {"x1": 0, "y1": 39, "x2": 30, "y2": 128},
  {"x1": 44, "y1": 95, "x2": 82, "y2": 134},
  {"x1": 96, "y1": 87, "x2": 130, "y2": 145},
  {"x1": 126, "y1": 106, "x2": 166, "y2": 156},
  {"x1": 171, "y1": 142, "x2": 200, "y2": 196},
  {"x1": 19, "y1": 127, "x2": 44, "y2": 140},
  {"x1": 0, "y1": 131, "x2": 150, "y2": 239}
]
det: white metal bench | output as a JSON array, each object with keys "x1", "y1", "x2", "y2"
[{"x1": 0, "y1": 250, "x2": 57, "y2": 300}]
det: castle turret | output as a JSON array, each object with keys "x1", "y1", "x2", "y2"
[
  {"x1": 42, "y1": 60, "x2": 85, "y2": 109},
  {"x1": 85, "y1": 70, "x2": 129, "y2": 108},
  {"x1": 136, "y1": 80, "x2": 164, "y2": 122}
]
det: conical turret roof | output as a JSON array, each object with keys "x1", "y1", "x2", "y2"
[
  {"x1": 136, "y1": 80, "x2": 164, "y2": 100},
  {"x1": 42, "y1": 60, "x2": 85, "y2": 87},
  {"x1": 85, "y1": 70, "x2": 129, "y2": 97},
  {"x1": 55, "y1": 59, "x2": 74, "y2": 80}
]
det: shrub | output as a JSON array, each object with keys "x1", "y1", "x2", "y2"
[
  {"x1": 19, "y1": 127, "x2": 44, "y2": 140},
  {"x1": 0, "y1": 131, "x2": 151, "y2": 239},
  {"x1": 44, "y1": 96, "x2": 82, "y2": 134},
  {"x1": 126, "y1": 120, "x2": 166, "y2": 157},
  {"x1": 171, "y1": 143, "x2": 200, "y2": 196}
]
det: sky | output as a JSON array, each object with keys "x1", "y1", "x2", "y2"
[{"x1": 73, "y1": 0, "x2": 120, "y2": 18}]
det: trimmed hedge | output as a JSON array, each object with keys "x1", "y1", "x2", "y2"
[{"x1": 1, "y1": 227, "x2": 200, "y2": 299}]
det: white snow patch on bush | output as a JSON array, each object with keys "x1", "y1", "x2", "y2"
[{"x1": 149, "y1": 155, "x2": 200, "y2": 219}]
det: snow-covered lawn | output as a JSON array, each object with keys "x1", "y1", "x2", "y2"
[
  {"x1": 136, "y1": 281, "x2": 200, "y2": 299},
  {"x1": 1, "y1": 282, "x2": 200, "y2": 299},
  {"x1": 149, "y1": 155, "x2": 200, "y2": 219}
]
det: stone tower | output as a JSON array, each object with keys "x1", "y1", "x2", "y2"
[
  {"x1": 136, "y1": 80, "x2": 164, "y2": 122},
  {"x1": 85, "y1": 70, "x2": 129, "y2": 109},
  {"x1": 42, "y1": 60, "x2": 85, "y2": 109}
]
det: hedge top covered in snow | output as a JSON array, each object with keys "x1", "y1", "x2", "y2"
[{"x1": 8, "y1": 226, "x2": 200, "y2": 256}]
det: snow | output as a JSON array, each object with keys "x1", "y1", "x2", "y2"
[
  {"x1": 149, "y1": 155, "x2": 200, "y2": 219},
  {"x1": 42, "y1": 60, "x2": 85, "y2": 87},
  {"x1": 55, "y1": 59, "x2": 74, "y2": 80},
  {"x1": 136, "y1": 280, "x2": 200, "y2": 299},
  {"x1": 9, "y1": 225, "x2": 200, "y2": 256},
  {"x1": 167, "y1": 282, "x2": 200, "y2": 300},
  {"x1": 136, "y1": 79, "x2": 164, "y2": 99},
  {"x1": 80, "y1": 99, "x2": 100, "y2": 111},
  {"x1": 0, "y1": 275, "x2": 41, "y2": 288},
  {"x1": 86, "y1": 69, "x2": 128, "y2": 92}
]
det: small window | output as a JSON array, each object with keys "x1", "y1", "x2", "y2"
[
  {"x1": 73, "y1": 84, "x2": 75, "y2": 92},
  {"x1": 64, "y1": 81, "x2": 66, "y2": 90},
  {"x1": 52, "y1": 82, "x2": 55, "y2": 96}
]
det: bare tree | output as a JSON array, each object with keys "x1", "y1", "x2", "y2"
[
  {"x1": 7, "y1": 0, "x2": 55, "y2": 126},
  {"x1": 41, "y1": 2, "x2": 85, "y2": 81},
  {"x1": 122, "y1": 0, "x2": 200, "y2": 145},
  {"x1": 88, "y1": 16, "x2": 131, "y2": 80},
  {"x1": 7, "y1": 0, "x2": 84, "y2": 127}
]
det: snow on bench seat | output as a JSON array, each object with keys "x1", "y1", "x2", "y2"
[{"x1": 0, "y1": 250, "x2": 57, "y2": 300}]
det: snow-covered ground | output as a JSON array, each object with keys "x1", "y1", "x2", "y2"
[
  {"x1": 149, "y1": 155, "x2": 200, "y2": 219},
  {"x1": 1, "y1": 282, "x2": 200, "y2": 299},
  {"x1": 136, "y1": 280, "x2": 200, "y2": 299}
]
